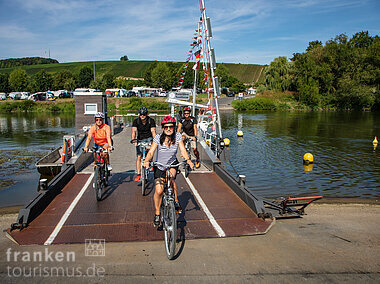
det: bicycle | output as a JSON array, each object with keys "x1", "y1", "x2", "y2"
[
  {"x1": 183, "y1": 137, "x2": 193, "y2": 177},
  {"x1": 131, "y1": 139, "x2": 152, "y2": 196},
  {"x1": 150, "y1": 160, "x2": 190, "y2": 260},
  {"x1": 84, "y1": 146, "x2": 112, "y2": 201}
]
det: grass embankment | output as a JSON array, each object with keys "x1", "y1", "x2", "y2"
[
  {"x1": 0, "y1": 95, "x2": 210, "y2": 113},
  {"x1": 232, "y1": 91, "x2": 310, "y2": 111},
  {"x1": 0, "y1": 61, "x2": 266, "y2": 84},
  {"x1": 0, "y1": 99, "x2": 75, "y2": 112},
  {"x1": 108, "y1": 96, "x2": 208, "y2": 114}
]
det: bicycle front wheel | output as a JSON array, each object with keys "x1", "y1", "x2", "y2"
[
  {"x1": 95, "y1": 167, "x2": 103, "y2": 201},
  {"x1": 163, "y1": 201, "x2": 177, "y2": 260},
  {"x1": 141, "y1": 167, "x2": 146, "y2": 196}
]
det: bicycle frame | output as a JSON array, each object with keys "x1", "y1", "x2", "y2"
[
  {"x1": 132, "y1": 139, "x2": 152, "y2": 195},
  {"x1": 184, "y1": 137, "x2": 192, "y2": 158},
  {"x1": 152, "y1": 160, "x2": 187, "y2": 260},
  {"x1": 85, "y1": 147, "x2": 110, "y2": 201}
]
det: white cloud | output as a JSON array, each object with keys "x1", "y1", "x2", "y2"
[{"x1": 0, "y1": 0, "x2": 378, "y2": 64}]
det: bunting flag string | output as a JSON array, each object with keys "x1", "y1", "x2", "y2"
[{"x1": 177, "y1": 26, "x2": 203, "y2": 89}]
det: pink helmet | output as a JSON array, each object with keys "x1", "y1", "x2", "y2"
[
  {"x1": 161, "y1": 115, "x2": 176, "y2": 126},
  {"x1": 183, "y1": 106, "x2": 191, "y2": 112}
]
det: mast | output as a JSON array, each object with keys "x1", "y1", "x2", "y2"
[
  {"x1": 199, "y1": 0, "x2": 223, "y2": 138},
  {"x1": 192, "y1": 21, "x2": 201, "y2": 117}
]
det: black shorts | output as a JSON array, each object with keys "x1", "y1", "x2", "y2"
[{"x1": 154, "y1": 159, "x2": 179, "y2": 180}]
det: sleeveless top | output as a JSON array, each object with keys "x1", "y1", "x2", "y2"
[{"x1": 153, "y1": 132, "x2": 182, "y2": 170}]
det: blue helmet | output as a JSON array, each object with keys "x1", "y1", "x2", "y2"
[
  {"x1": 94, "y1": 112, "x2": 105, "y2": 119},
  {"x1": 139, "y1": 107, "x2": 148, "y2": 114}
]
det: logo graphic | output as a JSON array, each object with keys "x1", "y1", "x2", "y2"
[{"x1": 85, "y1": 239, "x2": 105, "y2": 256}]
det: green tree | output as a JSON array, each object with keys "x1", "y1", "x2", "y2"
[
  {"x1": 54, "y1": 70, "x2": 75, "y2": 90},
  {"x1": 151, "y1": 62, "x2": 173, "y2": 90},
  {"x1": 306, "y1": 40, "x2": 323, "y2": 52},
  {"x1": 34, "y1": 70, "x2": 53, "y2": 92},
  {"x1": 215, "y1": 64, "x2": 229, "y2": 87},
  {"x1": 89, "y1": 79, "x2": 102, "y2": 90},
  {"x1": 143, "y1": 62, "x2": 158, "y2": 87},
  {"x1": 0, "y1": 73, "x2": 10, "y2": 93},
  {"x1": 78, "y1": 66, "x2": 93, "y2": 88},
  {"x1": 265, "y1": 56, "x2": 291, "y2": 91},
  {"x1": 120, "y1": 55, "x2": 129, "y2": 61},
  {"x1": 230, "y1": 81, "x2": 246, "y2": 93},
  {"x1": 9, "y1": 69, "x2": 29, "y2": 91},
  {"x1": 349, "y1": 31, "x2": 373, "y2": 48},
  {"x1": 102, "y1": 73, "x2": 115, "y2": 89},
  {"x1": 64, "y1": 77, "x2": 77, "y2": 91},
  {"x1": 297, "y1": 76, "x2": 320, "y2": 107}
]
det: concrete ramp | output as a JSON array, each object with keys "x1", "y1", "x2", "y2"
[{"x1": 7, "y1": 171, "x2": 273, "y2": 245}]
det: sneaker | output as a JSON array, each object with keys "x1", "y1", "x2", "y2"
[
  {"x1": 195, "y1": 161, "x2": 200, "y2": 168},
  {"x1": 134, "y1": 174, "x2": 141, "y2": 182},
  {"x1": 153, "y1": 214, "x2": 161, "y2": 227},
  {"x1": 107, "y1": 164, "x2": 112, "y2": 171},
  {"x1": 175, "y1": 201, "x2": 182, "y2": 213}
]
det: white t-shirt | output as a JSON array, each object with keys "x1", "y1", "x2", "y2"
[{"x1": 153, "y1": 132, "x2": 182, "y2": 170}]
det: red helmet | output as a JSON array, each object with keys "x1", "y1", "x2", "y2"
[
  {"x1": 161, "y1": 115, "x2": 176, "y2": 126},
  {"x1": 183, "y1": 106, "x2": 191, "y2": 112}
]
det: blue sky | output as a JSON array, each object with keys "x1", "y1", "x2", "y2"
[{"x1": 0, "y1": 0, "x2": 379, "y2": 65}]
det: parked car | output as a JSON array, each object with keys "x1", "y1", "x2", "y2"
[
  {"x1": 59, "y1": 91, "x2": 72, "y2": 98},
  {"x1": 47, "y1": 93, "x2": 56, "y2": 101},
  {"x1": 9, "y1": 92, "x2": 22, "y2": 100},
  {"x1": 127, "y1": 91, "x2": 136, "y2": 97},
  {"x1": 20, "y1": 92, "x2": 30, "y2": 100},
  {"x1": 158, "y1": 91, "x2": 167, "y2": 97},
  {"x1": 0, "y1": 93, "x2": 7, "y2": 100},
  {"x1": 29, "y1": 92, "x2": 47, "y2": 101},
  {"x1": 227, "y1": 92, "x2": 235, "y2": 97}
]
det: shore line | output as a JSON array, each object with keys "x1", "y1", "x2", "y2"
[{"x1": 1, "y1": 197, "x2": 378, "y2": 216}]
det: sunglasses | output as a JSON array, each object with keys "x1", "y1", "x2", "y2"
[
  {"x1": 95, "y1": 118, "x2": 103, "y2": 121},
  {"x1": 163, "y1": 125, "x2": 174, "y2": 130},
  {"x1": 139, "y1": 113, "x2": 147, "y2": 116},
  {"x1": 184, "y1": 112, "x2": 190, "y2": 115}
]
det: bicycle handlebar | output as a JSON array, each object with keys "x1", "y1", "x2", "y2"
[
  {"x1": 130, "y1": 139, "x2": 152, "y2": 147},
  {"x1": 150, "y1": 160, "x2": 192, "y2": 169},
  {"x1": 83, "y1": 146, "x2": 114, "y2": 153}
]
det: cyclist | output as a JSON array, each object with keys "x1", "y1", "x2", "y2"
[
  {"x1": 131, "y1": 107, "x2": 156, "y2": 182},
  {"x1": 83, "y1": 112, "x2": 113, "y2": 171},
  {"x1": 177, "y1": 106, "x2": 200, "y2": 168},
  {"x1": 143, "y1": 116, "x2": 194, "y2": 226}
]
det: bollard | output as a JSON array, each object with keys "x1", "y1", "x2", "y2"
[
  {"x1": 239, "y1": 175, "x2": 246, "y2": 187},
  {"x1": 39, "y1": 179, "x2": 48, "y2": 191}
]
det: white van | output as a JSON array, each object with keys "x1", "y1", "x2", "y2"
[
  {"x1": 0, "y1": 93, "x2": 7, "y2": 100},
  {"x1": 105, "y1": 88, "x2": 127, "y2": 97},
  {"x1": 73, "y1": 88, "x2": 102, "y2": 96}
]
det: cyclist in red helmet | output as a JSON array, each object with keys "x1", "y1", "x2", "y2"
[
  {"x1": 143, "y1": 115, "x2": 194, "y2": 226},
  {"x1": 131, "y1": 107, "x2": 156, "y2": 182},
  {"x1": 84, "y1": 112, "x2": 113, "y2": 171},
  {"x1": 177, "y1": 106, "x2": 200, "y2": 168}
]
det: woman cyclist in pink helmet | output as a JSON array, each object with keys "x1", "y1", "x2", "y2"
[{"x1": 143, "y1": 116, "x2": 194, "y2": 226}]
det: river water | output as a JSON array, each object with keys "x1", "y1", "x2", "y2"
[
  {"x1": 0, "y1": 111, "x2": 379, "y2": 208},
  {"x1": 0, "y1": 113, "x2": 75, "y2": 207},
  {"x1": 221, "y1": 111, "x2": 380, "y2": 199}
]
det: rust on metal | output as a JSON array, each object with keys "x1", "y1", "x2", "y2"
[{"x1": 9, "y1": 170, "x2": 273, "y2": 245}]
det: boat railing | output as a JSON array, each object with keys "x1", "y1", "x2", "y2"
[{"x1": 110, "y1": 114, "x2": 168, "y2": 135}]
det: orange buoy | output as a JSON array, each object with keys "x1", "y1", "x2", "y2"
[{"x1": 62, "y1": 138, "x2": 73, "y2": 163}]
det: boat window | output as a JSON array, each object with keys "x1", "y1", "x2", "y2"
[{"x1": 84, "y1": 103, "x2": 98, "y2": 114}]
